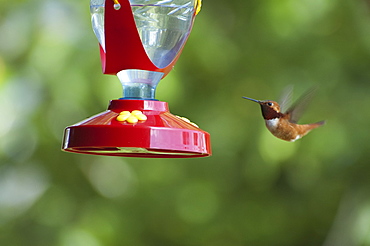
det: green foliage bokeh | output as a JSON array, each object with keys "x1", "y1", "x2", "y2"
[{"x1": 1, "y1": 0, "x2": 370, "y2": 245}]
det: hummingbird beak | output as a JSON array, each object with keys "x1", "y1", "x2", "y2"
[{"x1": 242, "y1": 97, "x2": 261, "y2": 104}]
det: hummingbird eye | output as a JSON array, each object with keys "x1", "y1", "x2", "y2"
[{"x1": 267, "y1": 102, "x2": 273, "y2": 106}]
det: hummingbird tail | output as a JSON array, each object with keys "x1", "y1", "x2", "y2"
[{"x1": 309, "y1": 120, "x2": 326, "y2": 129}]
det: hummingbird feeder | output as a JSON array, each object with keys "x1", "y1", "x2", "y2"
[{"x1": 62, "y1": 0, "x2": 211, "y2": 158}]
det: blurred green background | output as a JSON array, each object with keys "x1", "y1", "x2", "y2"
[{"x1": 1, "y1": 0, "x2": 370, "y2": 245}]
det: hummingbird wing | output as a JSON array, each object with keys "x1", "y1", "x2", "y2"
[
  {"x1": 285, "y1": 87, "x2": 317, "y2": 123},
  {"x1": 278, "y1": 85, "x2": 294, "y2": 113}
]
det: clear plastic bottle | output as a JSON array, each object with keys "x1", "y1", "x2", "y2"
[
  {"x1": 90, "y1": 0, "x2": 196, "y2": 67},
  {"x1": 89, "y1": 0, "x2": 197, "y2": 99}
]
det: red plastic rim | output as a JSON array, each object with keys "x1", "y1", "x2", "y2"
[{"x1": 62, "y1": 100, "x2": 211, "y2": 158}]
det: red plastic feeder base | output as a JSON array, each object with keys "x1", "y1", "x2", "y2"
[{"x1": 62, "y1": 100, "x2": 211, "y2": 158}]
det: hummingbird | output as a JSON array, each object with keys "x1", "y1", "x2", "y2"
[{"x1": 243, "y1": 88, "x2": 325, "y2": 142}]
